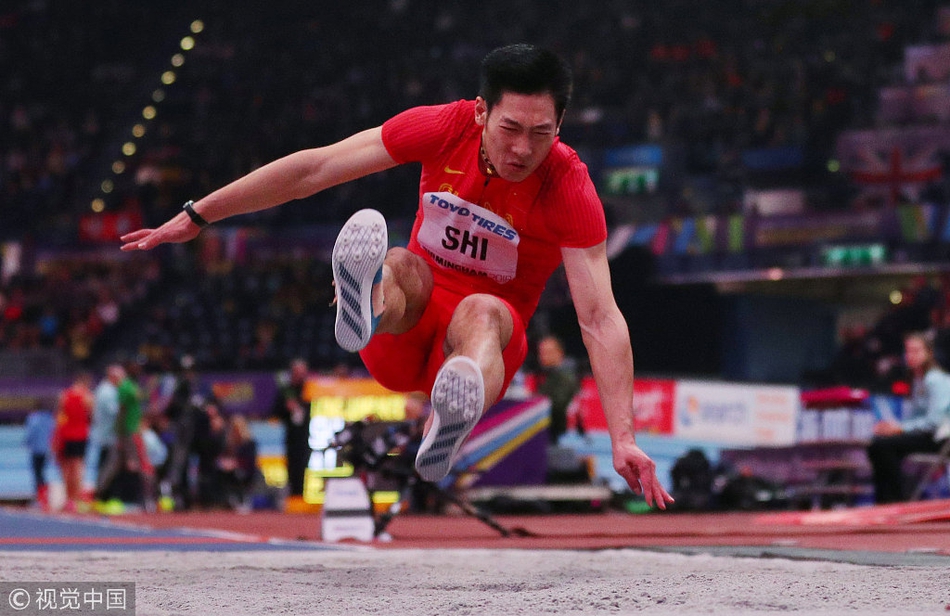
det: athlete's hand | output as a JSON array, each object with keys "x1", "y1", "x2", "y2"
[
  {"x1": 612, "y1": 437, "x2": 674, "y2": 510},
  {"x1": 120, "y1": 213, "x2": 200, "y2": 251}
]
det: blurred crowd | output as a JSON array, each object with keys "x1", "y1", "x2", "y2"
[
  {"x1": 23, "y1": 337, "x2": 579, "y2": 515},
  {"x1": 828, "y1": 274, "x2": 950, "y2": 391},
  {"x1": 3, "y1": 0, "x2": 945, "y2": 241},
  {"x1": 26, "y1": 358, "x2": 273, "y2": 514},
  {"x1": 0, "y1": 255, "x2": 160, "y2": 362},
  {"x1": 1, "y1": 1, "x2": 194, "y2": 243},
  {"x1": 135, "y1": 254, "x2": 340, "y2": 372},
  {"x1": 2, "y1": 1, "x2": 950, "y2": 381}
]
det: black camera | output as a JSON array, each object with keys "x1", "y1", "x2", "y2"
[{"x1": 330, "y1": 420, "x2": 416, "y2": 471}]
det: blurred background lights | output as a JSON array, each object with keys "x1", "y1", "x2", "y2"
[
  {"x1": 890, "y1": 290, "x2": 903, "y2": 305},
  {"x1": 90, "y1": 20, "x2": 204, "y2": 214}
]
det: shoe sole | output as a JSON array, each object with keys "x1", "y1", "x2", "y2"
[
  {"x1": 415, "y1": 356, "x2": 485, "y2": 482},
  {"x1": 332, "y1": 209, "x2": 387, "y2": 352}
]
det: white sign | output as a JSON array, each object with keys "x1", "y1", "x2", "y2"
[
  {"x1": 674, "y1": 381, "x2": 800, "y2": 446},
  {"x1": 321, "y1": 477, "x2": 374, "y2": 543}
]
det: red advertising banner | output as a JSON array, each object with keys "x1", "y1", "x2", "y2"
[
  {"x1": 569, "y1": 376, "x2": 676, "y2": 435},
  {"x1": 78, "y1": 212, "x2": 144, "y2": 243}
]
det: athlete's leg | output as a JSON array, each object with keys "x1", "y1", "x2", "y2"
[
  {"x1": 415, "y1": 294, "x2": 515, "y2": 482},
  {"x1": 332, "y1": 209, "x2": 432, "y2": 352},
  {"x1": 376, "y1": 247, "x2": 433, "y2": 335},
  {"x1": 442, "y1": 294, "x2": 514, "y2": 407}
]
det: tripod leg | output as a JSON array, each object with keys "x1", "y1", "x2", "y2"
[
  {"x1": 427, "y1": 481, "x2": 525, "y2": 538},
  {"x1": 370, "y1": 470, "x2": 532, "y2": 539},
  {"x1": 451, "y1": 493, "x2": 511, "y2": 537},
  {"x1": 373, "y1": 492, "x2": 407, "y2": 538}
]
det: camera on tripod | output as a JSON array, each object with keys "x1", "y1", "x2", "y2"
[
  {"x1": 325, "y1": 417, "x2": 523, "y2": 538},
  {"x1": 329, "y1": 419, "x2": 418, "y2": 474}
]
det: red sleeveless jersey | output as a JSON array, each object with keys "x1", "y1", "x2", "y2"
[
  {"x1": 381, "y1": 100, "x2": 607, "y2": 324},
  {"x1": 58, "y1": 386, "x2": 91, "y2": 441}
]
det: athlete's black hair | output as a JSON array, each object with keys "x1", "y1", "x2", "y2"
[{"x1": 479, "y1": 44, "x2": 573, "y2": 120}]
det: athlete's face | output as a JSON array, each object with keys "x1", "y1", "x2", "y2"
[{"x1": 475, "y1": 92, "x2": 561, "y2": 183}]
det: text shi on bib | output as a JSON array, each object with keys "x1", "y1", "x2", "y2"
[{"x1": 418, "y1": 192, "x2": 520, "y2": 284}]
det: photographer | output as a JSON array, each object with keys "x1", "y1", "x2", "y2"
[{"x1": 272, "y1": 358, "x2": 311, "y2": 498}]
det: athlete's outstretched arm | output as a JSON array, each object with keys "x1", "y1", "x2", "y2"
[
  {"x1": 120, "y1": 126, "x2": 398, "y2": 251},
  {"x1": 562, "y1": 242, "x2": 674, "y2": 509}
]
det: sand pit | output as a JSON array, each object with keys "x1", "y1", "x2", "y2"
[{"x1": 1, "y1": 548, "x2": 947, "y2": 615}]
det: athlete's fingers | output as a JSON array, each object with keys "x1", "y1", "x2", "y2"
[
  {"x1": 617, "y1": 463, "x2": 643, "y2": 495},
  {"x1": 639, "y1": 474, "x2": 659, "y2": 509},
  {"x1": 645, "y1": 476, "x2": 674, "y2": 510},
  {"x1": 619, "y1": 459, "x2": 673, "y2": 510},
  {"x1": 119, "y1": 237, "x2": 153, "y2": 251},
  {"x1": 119, "y1": 228, "x2": 152, "y2": 243},
  {"x1": 119, "y1": 229, "x2": 155, "y2": 251}
]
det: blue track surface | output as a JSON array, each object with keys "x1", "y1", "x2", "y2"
[{"x1": 0, "y1": 508, "x2": 337, "y2": 552}]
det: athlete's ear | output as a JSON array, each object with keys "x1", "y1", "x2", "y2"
[{"x1": 474, "y1": 97, "x2": 488, "y2": 126}]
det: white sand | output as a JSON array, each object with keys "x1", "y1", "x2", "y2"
[{"x1": 1, "y1": 549, "x2": 947, "y2": 615}]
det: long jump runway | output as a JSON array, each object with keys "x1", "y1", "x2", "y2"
[
  {"x1": 1, "y1": 504, "x2": 949, "y2": 615},
  {"x1": 0, "y1": 508, "x2": 338, "y2": 552}
]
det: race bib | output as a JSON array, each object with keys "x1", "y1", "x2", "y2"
[{"x1": 418, "y1": 192, "x2": 520, "y2": 284}]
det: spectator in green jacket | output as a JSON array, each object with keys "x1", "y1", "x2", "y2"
[{"x1": 535, "y1": 335, "x2": 581, "y2": 445}]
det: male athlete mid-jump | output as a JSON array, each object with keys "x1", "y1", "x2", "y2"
[{"x1": 121, "y1": 44, "x2": 674, "y2": 509}]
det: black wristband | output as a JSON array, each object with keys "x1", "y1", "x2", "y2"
[{"x1": 183, "y1": 200, "x2": 210, "y2": 229}]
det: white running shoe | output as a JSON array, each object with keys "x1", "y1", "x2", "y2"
[
  {"x1": 332, "y1": 209, "x2": 387, "y2": 352},
  {"x1": 415, "y1": 356, "x2": 485, "y2": 482}
]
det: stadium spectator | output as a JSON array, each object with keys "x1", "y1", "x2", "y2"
[
  {"x1": 156, "y1": 355, "x2": 203, "y2": 511},
  {"x1": 52, "y1": 372, "x2": 93, "y2": 512},
  {"x1": 216, "y1": 414, "x2": 261, "y2": 511},
  {"x1": 193, "y1": 396, "x2": 228, "y2": 508},
  {"x1": 23, "y1": 400, "x2": 55, "y2": 511},
  {"x1": 271, "y1": 358, "x2": 312, "y2": 499},
  {"x1": 534, "y1": 335, "x2": 581, "y2": 445},
  {"x1": 90, "y1": 364, "x2": 125, "y2": 486},
  {"x1": 94, "y1": 361, "x2": 155, "y2": 512},
  {"x1": 867, "y1": 332, "x2": 950, "y2": 503}
]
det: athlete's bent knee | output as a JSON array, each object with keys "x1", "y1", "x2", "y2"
[
  {"x1": 385, "y1": 248, "x2": 430, "y2": 284},
  {"x1": 451, "y1": 295, "x2": 514, "y2": 339}
]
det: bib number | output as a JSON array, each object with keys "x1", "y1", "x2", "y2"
[{"x1": 418, "y1": 192, "x2": 519, "y2": 284}]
